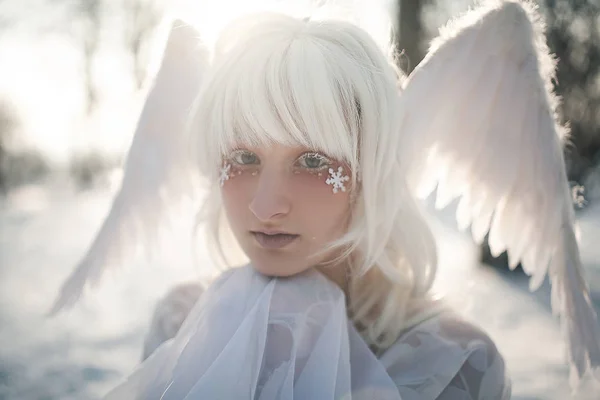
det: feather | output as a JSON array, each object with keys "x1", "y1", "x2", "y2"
[
  {"x1": 400, "y1": 0, "x2": 600, "y2": 388},
  {"x1": 50, "y1": 21, "x2": 208, "y2": 313}
]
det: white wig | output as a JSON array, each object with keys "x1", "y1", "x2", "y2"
[{"x1": 189, "y1": 12, "x2": 438, "y2": 349}]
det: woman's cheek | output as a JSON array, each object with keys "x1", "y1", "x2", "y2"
[
  {"x1": 291, "y1": 166, "x2": 353, "y2": 197},
  {"x1": 289, "y1": 170, "x2": 352, "y2": 223},
  {"x1": 221, "y1": 172, "x2": 256, "y2": 212}
]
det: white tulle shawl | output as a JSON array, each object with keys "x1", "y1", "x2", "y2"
[{"x1": 104, "y1": 266, "x2": 401, "y2": 400}]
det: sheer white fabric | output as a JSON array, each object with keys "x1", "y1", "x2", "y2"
[
  {"x1": 105, "y1": 266, "x2": 510, "y2": 399},
  {"x1": 381, "y1": 311, "x2": 511, "y2": 400}
]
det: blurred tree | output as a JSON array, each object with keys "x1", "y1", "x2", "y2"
[
  {"x1": 0, "y1": 101, "x2": 48, "y2": 191},
  {"x1": 543, "y1": 0, "x2": 600, "y2": 181},
  {"x1": 394, "y1": 0, "x2": 427, "y2": 74},
  {"x1": 123, "y1": 0, "x2": 164, "y2": 89},
  {"x1": 75, "y1": 0, "x2": 101, "y2": 113},
  {"x1": 0, "y1": 100, "x2": 17, "y2": 192},
  {"x1": 60, "y1": 0, "x2": 164, "y2": 109}
]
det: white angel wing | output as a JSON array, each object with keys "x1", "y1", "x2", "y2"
[
  {"x1": 50, "y1": 20, "x2": 208, "y2": 313},
  {"x1": 399, "y1": 0, "x2": 600, "y2": 387}
]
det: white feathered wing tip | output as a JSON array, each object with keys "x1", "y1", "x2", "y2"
[
  {"x1": 49, "y1": 21, "x2": 208, "y2": 314},
  {"x1": 399, "y1": 0, "x2": 600, "y2": 389}
]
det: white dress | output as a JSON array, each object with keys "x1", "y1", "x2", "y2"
[{"x1": 105, "y1": 265, "x2": 511, "y2": 399}]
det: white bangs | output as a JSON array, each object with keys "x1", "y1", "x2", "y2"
[{"x1": 194, "y1": 14, "x2": 367, "y2": 175}]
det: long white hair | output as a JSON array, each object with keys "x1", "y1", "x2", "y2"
[{"x1": 189, "y1": 11, "x2": 438, "y2": 349}]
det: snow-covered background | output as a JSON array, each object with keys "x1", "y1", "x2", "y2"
[
  {"x1": 1, "y1": 0, "x2": 600, "y2": 399},
  {"x1": 2, "y1": 178, "x2": 600, "y2": 399}
]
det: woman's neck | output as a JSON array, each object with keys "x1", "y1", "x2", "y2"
[{"x1": 316, "y1": 261, "x2": 350, "y2": 295}]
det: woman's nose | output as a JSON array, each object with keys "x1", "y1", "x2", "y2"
[{"x1": 248, "y1": 168, "x2": 292, "y2": 222}]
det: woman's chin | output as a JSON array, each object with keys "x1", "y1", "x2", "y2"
[{"x1": 249, "y1": 262, "x2": 309, "y2": 278}]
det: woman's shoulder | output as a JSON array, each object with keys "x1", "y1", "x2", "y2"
[{"x1": 380, "y1": 308, "x2": 511, "y2": 400}]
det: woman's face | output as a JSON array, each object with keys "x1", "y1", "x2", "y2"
[{"x1": 220, "y1": 143, "x2": 353, "y2": 278}]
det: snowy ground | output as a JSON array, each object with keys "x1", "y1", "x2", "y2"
[
  {"x1": 1, "y1": 179, "x2": 599, "y2": 400},
  {"x1": 0, "y1": 179, "x2": 205, "y2": 399}
]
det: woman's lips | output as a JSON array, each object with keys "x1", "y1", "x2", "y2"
[{"x1": 251, "y1": 231, "x2": 299, "y2": 249}]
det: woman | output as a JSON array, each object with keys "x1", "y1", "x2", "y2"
[
  {"x1": 53, "y1": 0, "x2": 600, "y2": 398},
  {"x1": 105, "y1": 10, "x2": 510, "y2": 399}
]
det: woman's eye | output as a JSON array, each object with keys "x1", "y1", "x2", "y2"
[
  {"x1": 297, "y1": 153, "x2": 331, "y2": 170},
  {"x1": 231, "y1": 150, "x2": 259, "y2": 165}
]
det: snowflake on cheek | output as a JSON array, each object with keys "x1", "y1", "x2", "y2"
[
  {"x1": 326, "y1": 166, "x2": 350, "y2": 193},
  {"x1": 219, "y1": 163, "x2": 231, "y2": 187}
]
